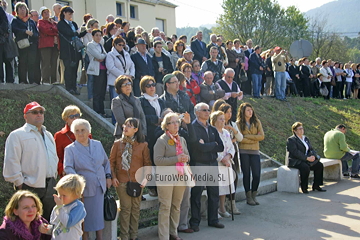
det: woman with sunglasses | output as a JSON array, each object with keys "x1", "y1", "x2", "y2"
[
  {"x1": 109, "y1": 117, "x2": 151, "y2": 240},
  {"x1": 138, "y1": 76, "x2": 165, "y2": 174},
  {"x1": 171, "y1": 40, "x2": 185, "y2": 70},
  {"x1": 54, "y1": 105, "x2": 92, "y2": 177},
  {"x1": 111, "y1": 75, "x2": 146, "y2": 139}
]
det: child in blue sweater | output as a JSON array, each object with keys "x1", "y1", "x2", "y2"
[{"x1": 40, "y1": 174, "x2": 87, "y2": 240}]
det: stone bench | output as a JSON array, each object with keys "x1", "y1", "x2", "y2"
[{"x1": 277, "y1": 152, "x2": 342, "y2": 193}]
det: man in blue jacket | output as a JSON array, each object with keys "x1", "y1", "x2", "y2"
[{"x1": 189, "y1": 103, "x2": 225, "y2": 232}]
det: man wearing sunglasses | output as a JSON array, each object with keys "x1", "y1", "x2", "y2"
[{"x1": 3, "y1": 101, "x2": 58, "y2": 221}]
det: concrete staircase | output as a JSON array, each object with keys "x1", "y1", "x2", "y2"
[{"x1": 75, "y1": 85, "x2": 113, "y2": 124}]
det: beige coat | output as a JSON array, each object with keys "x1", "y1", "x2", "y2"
[{"x1": 237, "y1": 119, "x2": 264, "y2": 151}]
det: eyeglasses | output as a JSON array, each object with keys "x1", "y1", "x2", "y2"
[
  {"x1": 178, "y1": 44, "x2": 184, "y2": 46},
  {"x1": 168, "y1": 81, "x2": 179, "y2": 84},
  {"x1": 117, "y1": 44, "x2": 125, "y2": 47},
  {"x1": 167, "y1": 120, "x2": 181, "y2": 125},
  {"x1": 27, "y1": 110, "x2": 45, "y2": 115},
  {"x1": 68, "y1": 113, "x2": 80, "y2": 119},
  {"x1": 145, "y1": 83, "x2": 156, "y2": 88},
  {"x1": 122, "y1": 124, "x2": 136, "y2": 129},
  {"x1": 184, "y1": 70, "x2": 192, "y2": 73},
  {"x1": 199, "y1": 109, "x2": 211, "y2": 112},
  {"x1": 121, "y1": 82, "x2": 132, "y2": 87}
]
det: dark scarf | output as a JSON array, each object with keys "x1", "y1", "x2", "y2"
[
  {"x1": 121, "y1": 93, "x2": 140, "y2": 119},
  {"x1": 1, "y1": 216, "x2": 47, "y2": 240}
]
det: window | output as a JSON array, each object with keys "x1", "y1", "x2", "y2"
[
  {"x1": 116, "y1": 2, "x2": 124, "y2": 16},
  {"x1": 130, "y1": 5, "x2": 137, "y2": 19},
  {"x1": 156, "y1": 18, "x2": 165, "y2": 32}
]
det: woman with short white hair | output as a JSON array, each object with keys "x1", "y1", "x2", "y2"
[{"x1": 64, "y1": 118, "x2": 112, "y2": 240}]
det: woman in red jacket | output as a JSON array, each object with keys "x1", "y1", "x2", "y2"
[
  {"x1": 180, "y1": 63, "x2": 200, "y2": 105},
  {"x1": 54, "y1": 105, "x2": 92, "y2": 177},
  {"x1": 38, "y1": 6, "x2": 59, "y2": 84}
]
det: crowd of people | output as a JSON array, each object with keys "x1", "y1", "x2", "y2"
[{"x1": 1, "y1": 1, "x2": 360, "y2": 240}]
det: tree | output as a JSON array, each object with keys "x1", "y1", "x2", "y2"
[{"x1": 214, "y1": 0, "x2": 308, "y2": 49}]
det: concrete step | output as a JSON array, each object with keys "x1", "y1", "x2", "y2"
[
  {"x1": 236, "y1": 167, "x2": 278, "y2": 186},
  {"x1": 105, "y1": 108, "x2": 112, "y2": 116},
  {"x1": 260, "y1": 158, "x2": 277, "y2": 168},
  {"x1": 105, "y1": 118, "x2": 113, "y2": 124},
  {"x1": 234, "y1": 178, "x2": 277, "y2": 201}
]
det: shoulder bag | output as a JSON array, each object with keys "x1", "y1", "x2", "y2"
[
  {"x1": 126, "y1": 171, "x2": 142, "y2": 197},
  {"x1": 104, "y1": 189, "x2": 117, "y2": 221},
  {"x1": 17, "y1": 21, "x2": 30, "y2": 49},
  {"x1": 238, "y1": 68, "x2": 248, "y2": 82}
]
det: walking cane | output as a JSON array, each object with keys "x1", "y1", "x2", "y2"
[{"x1": 228, "y1": 165, "x2": 234, "y2": 221}]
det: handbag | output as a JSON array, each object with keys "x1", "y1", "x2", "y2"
[
  {"x1": 307, "y1": 150, "x2": 321, "y2": 167},
  {"x1": 17, "y1": 21, "x2": 30, "y2": 49},
  {"x1": 103, "y1": 189, "x2": 117, "y2": 221},
  {"x1": 319, "y1": 86, "x2": 329, "y2": 96},
  {"x1": 238, "y1": 68, "x2": 248, "y2": 82},
  {"x1": 126, "y1": 171, "x2": 142, "y2": 197},
  {"x1": 72, "y1": 37, "x2": 85, "y2": 52}
]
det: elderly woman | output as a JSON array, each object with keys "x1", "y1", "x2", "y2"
[
  {"x1": 11, "y1": 2, "x2": 39, "y2": 84},
  {"x1": 106, "y1": 36, "x2": 135, "y2": 109},
  {"x1": 237, "y1": 102, "x2": 264, "y2": 206},
  {"x1": 110, "y1": 118, "x2": 151, "y2": 240},
  {"x1": 210, "y1": 111, "x2": 235, "y2": 218},
  {"x1": 86, "y1": 29, "x2": 107, "y2": 116},
  {"x1": 37, "y1": 6, "x2": 58, "y2": 84},
  {"x1": 180, "y1": 63, "x2": 200, "y2": 105},
  {"x1": 219, "y1": 103, "x2": 242, "y2": 214},
  {"x1": 171, "y1": 40, "x2": 185, "y2": 70},
  {"x1": 154, "y1": 112, "x2": 190, "y2": 240},
  {"x1": 57, "y1": 6, "x2": 86, "y2": 95},
  {"x1": 54, "y1": 105, "x2": 92, "y2": 177},
  {"x1": 82, "y1": 18, "x2": 101, "y2": 46},
  {"x1": 64, "y1": 119, "x2": 111, "y2": 240},
  {"x1": 0, "y1": 190, "x2": 50, "y2": 239},
  {"x1": 286, "y1": 122, "x2": 325, "y2": 194},
  {"x1": 111, "y1": 76, "x2": 146, "y2": 139}
]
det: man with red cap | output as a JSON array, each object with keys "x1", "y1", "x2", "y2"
[{"x1": 3, "y1": 101, "x2": 58, "y2": 221}]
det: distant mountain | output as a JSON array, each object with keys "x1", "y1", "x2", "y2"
[{"x1": 305, "y1": 0, "x2": 360, "y2": 37}]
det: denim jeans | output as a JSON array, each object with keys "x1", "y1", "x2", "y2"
[
  {"x1": 109, "y1": 85, "x2": 118, "y2": 125},
  {"x1": 341, "y1": 152, "x2": 360, "y2": 175},
  {"x1": 274, "y1": 71, "x2": 286, "y2": 100},
  {"x1": 252, "y1": 74, "x2": 262, "y2": 97},
  {"x1": 345, "y1": 82, "x2": 352, "y2": 98}
]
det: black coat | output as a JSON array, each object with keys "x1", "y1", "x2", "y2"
[
  {"x1": 57, "y1": 19, "x2": 86, "y2": 61},
  {"x1": 288, "y1": 64, "x2": 300, "y2": 80},
  {"x1": 152, "y1": 52, "x2": 174, "y2": 83},
  {"x1": 0, "y1": 7, "x2": 8, "y2": 44},
  {"x1": 11, "y1": 17, "x2": 38, "y2": 44},
  {"x1": 287, "y1": 134, "x2": 318, "y2": 167},
  {"x1": 131, "y1": 52, "x2": 155, "y2": 81},
  {"x1": 103, "y1": 35, "x2": 113, "y2": 53},
  {"x1": 189, "y1": 120, "x2": 224, "y2": 165},
  {"x1": 159, "y1": 91, "x2": 195, "y2": 121}
]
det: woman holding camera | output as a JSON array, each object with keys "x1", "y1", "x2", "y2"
[{"x1": 286, "y1": 122, "x2": 326, "y2": 194}]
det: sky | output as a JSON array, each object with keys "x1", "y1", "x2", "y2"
[{"x1": 167, "y1": 0, "x2": 336, "y2": 28}]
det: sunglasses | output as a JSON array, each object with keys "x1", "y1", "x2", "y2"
[
  {"x1": 199, "y1": 109, "x2": 211, "y2": 112},
  {"x1": 178, "y1": 44, "x2": 184, "y2": 46},
  {"x1": 145, "y1": 83, "x2": 156, "y2": 88},
  {"x1": 68, "y1": 113, "x2": 80, "y2": 119},
  {"x1": 121, "y1": 82, "x2": 132, "y2": 87},
  {"x1": 117, "y1": 43, "x2": 125, "y2": 47},
  {"x1": 27, "y1": 110, "x2": 45, "y2": 115}
]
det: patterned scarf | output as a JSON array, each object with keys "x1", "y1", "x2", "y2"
[
  {"x1": 166, "y1": 130, "x2": 184, "y2": 175},
  {"x1": 121, "y1": 136, "x2": 136, "y2": 171},
  {"x1": 1, "y1": 216, "x2": 46, "y2": 240}
]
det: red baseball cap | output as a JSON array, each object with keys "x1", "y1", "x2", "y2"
[
  {"x1": 23, "y1": 102, "x2": 45, "y2": 114},
  {"x1": 274, "y1": 46, "x2": 282, "y2": 51}
]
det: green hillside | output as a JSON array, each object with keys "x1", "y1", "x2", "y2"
[{"x1": 0, "y1": 90, "x2": 359, "y2": 216}]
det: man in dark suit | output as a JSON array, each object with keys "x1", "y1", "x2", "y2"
[
  {"x1": 299, "y1": 58, "x2": 313, "y2": 97},
  {"x1": 131, "y1": 38, "x2": 155, "y2": 97},
  {"x1": 206, "y1": 34, "x2": 217, "y2": 58},
  {"x1": 189, "y1": 102, "x2": 225, "y2": 232},
  {"x1": 152, "y1": 41, "x2": 173, "y2": 95},
  {"x1": 243, "y1": 39, "x2": 254, "y2": 95},
  {"x1": 191, "y1": 31, "x2": 207, "y2": 64}
]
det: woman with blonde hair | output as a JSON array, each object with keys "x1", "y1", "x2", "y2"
[
  {"x1": 154, "y1": 112, "x2": 190, "y2": 240},
  {"x1": 0, "y1": 190, "x2": 50, "y2": 239}
]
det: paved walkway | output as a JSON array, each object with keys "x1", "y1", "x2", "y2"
[{"x1": 138, "y1": 179, "x2": 360, "y2": 240}]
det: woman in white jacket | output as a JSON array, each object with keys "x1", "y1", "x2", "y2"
[
  {"x1": 106, "y1": 36, "x2": 135, "y2": 104},
  {"x1": 86, "y1": 29, "x2": 107, "y2": 116},
  {"x1": 319, "y1": 60, "x2": 333, "y2": 100}
]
